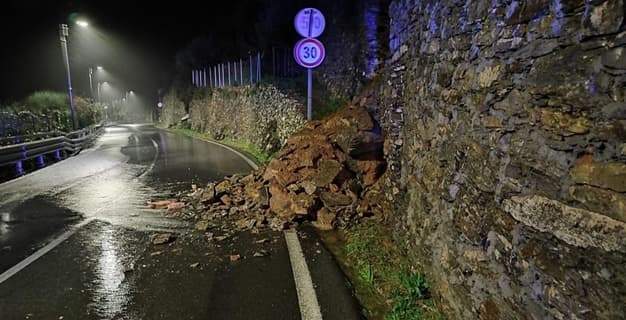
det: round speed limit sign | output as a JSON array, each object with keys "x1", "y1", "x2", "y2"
[{"x1": 293, "y1": 38, "x2": 326, "y2": 69}]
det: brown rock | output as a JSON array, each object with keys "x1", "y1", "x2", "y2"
[
  {"x1": 313, "y1": 159, "x2": 342, "y2": 187},
  {"x1": 195, "y1": 220, "x2": 210, "y2": 232},
  {"x1": 569, "y1": 185, "x2": 626, "y2": 223},
  {"x1": 220, "y1": 194, "x2": 232, "y2": 206},
  {"x1": 539, "y1": 109, "x2": 591, "y2": 136},
  {"x1": 215, "y1": 180, "x2": 232, "y2": 194},
  {"x1": 269, "y1": 182, "x2": 295, "y2": 219},
  {"x1": 301, "y1": 181, "x2": 317, "y2": 195},
  {"x1": 229, "y1": 254, "x2": 241, "y2": 262},
  {"x1": 167, "y1": 202, "x2": 185, "y2": 213},
  {"x1": 201, "y1": 187, "x2": 216, "y2": 203},
  {"x1": 320, "y1": 191, "x2": 353, "y2": 208},
  {"x1": 483, "y1": 116, "x2": 503, "y2": 129},
  {"x1": 292, "y1": 193, "x2": 316, "y2": 215},
  {"x1": 354, "y1": 160, "x2": 385, "y2": 186},
  {"x1": 570, "y1": 155, "x2": 626, "y2": 192},
  {"x1": 148, "y1": 200, "x2": 173, "y2": 209},
  {"x1": 244, "y1": 182, "x2": 266, "y2": 204},
  {"x1": 313, "y1": 207, "x2": 336, "y2": 230},
  {"x1": 151, "y1": 233, "x2": 175, "y2": 245}
]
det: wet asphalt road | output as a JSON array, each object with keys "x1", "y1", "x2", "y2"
[{"x1": 0, "y1": 124, "x2": 361, "y2": 320}]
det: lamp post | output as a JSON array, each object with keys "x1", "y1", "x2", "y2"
[
  {"x1": 59, "y1": 20, "x2": 88, "y2": 130},
  {"x1": 90, "y1": 66, "x2": 103, "y2": 103},
  {"x1": 59, "y1": 24, "x2": 78, "y2": 130},
  {"x1": 89, "y1": 67, "x2": 94, "y2": 101}
]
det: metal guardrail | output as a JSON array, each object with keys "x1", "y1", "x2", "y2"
[{"x1": 0, "y1": 123, "x2": 104, "y2": 171}]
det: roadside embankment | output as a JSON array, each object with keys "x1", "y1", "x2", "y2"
[{"x1": 159, "y1": 85, "x2": 306, "y2": 161}]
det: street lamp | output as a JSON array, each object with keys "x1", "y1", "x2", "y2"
[
  {"x1": 59, "y1": 19, "x2": 90, "y2": 130},
  {"x1": 90, "y1": 66, "x2": 104, "y2": 102},
  {"x1": 59, "y1": 23, "x2": 78, "y2": 130}
]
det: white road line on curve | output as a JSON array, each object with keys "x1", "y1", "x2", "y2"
[
  {"x1": 0, "y1": 218, "x2": 95, "y2": 284},
  {"x1": 284, "y1": 230, "x2": 323, "y2": 320},
  {"x1": 138, "y1": 138, "x2": 160, "y2": 179}
]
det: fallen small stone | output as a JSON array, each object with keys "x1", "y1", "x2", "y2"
[
  {"x1": 195, "y1": 220, "x2": 210, "y2": 232},
  {"x1": 255, "y1": 238, "x2": 269, "y2": 244},
  {"x1": 253, "y1": 250, "x2": 270, "y2": 257},
  {"x1": 167, "y1": 202, "x2": 186, "y2": 212},
  {"x1": 229, "y1": 254, "x2": 241, "y2": 262},
  {"x1": 151, "y1": 233, "x2": 176, "y2": 245},
  {"x1": 148, "y1": 200, "x2": 173, "y2": 209},
  {"x1": 150, "y1": 251, "x2": 163, "y2": 256},
  {"x1": 215, "y1": 235, "x2": 229, "y2": 241},
  {"x1": 190, "y1": 262, "x2": 200, "y2": 268}
]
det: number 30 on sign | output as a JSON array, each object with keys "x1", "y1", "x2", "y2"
[{"x1": 293, "y1": 38, "x2": 326, "y2": 69}]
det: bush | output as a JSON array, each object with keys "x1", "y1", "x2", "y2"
[{"x1": 24, "y1": 91, "x2": 68, "y2": 112}]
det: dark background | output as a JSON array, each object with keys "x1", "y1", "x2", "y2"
[{"x1": 0, "y1": 0, "x2": 355, "y2": 105}]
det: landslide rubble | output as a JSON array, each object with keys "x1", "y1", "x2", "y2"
[{"x1": 153, "y1": 104, "x2": 390, "y2": 231}]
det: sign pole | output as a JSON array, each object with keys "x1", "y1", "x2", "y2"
[
  {"x1": 306, "y1": 67, "x2": 312, "y2": 120},
  {"x1": 294, "y1": 8, "x2": 326, "y2": 121},
  {"x1": 307, "y1": 9, "x2": 314, "y2": 121}
]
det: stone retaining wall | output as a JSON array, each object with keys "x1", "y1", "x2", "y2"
[{"x1": 373, "y1": 0, "x2": 626, "y2": 318}]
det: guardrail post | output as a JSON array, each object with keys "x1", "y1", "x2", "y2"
[
  {"x1": 35, "y1": 155, "x2": 45, "y2": 168},
  {"x1": 15, "y1": 161, "x2": 24, "y2": 176}
]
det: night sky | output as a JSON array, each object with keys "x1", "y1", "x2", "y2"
[{"x1": 0, "y1": 0, "x2": 330, "y2": 103}]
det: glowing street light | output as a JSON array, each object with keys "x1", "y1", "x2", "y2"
[
  {"x1": 59, "y1": 23, "x2": 78, "y2": 130},
  {"x1": 76, "y1": 20, "x2": 89, "y2": 28},
  {"x1": 97, "y1": 66, "x2": 103, "y2": 70}
]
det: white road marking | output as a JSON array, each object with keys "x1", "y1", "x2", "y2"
[
  {"x1": 138, "y1": 138, "x2": 160, "y2": 179},
  {"x1": 284, "y1": 230, "x2": 323, "y2": 320},
  {"x1": 0, "y1": 218, "x2": 95, "y2": 284}
]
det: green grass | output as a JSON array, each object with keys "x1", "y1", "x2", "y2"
[
  {"x1": 168, "y1": 127, "x2": 272, "y2": 165},
  {"x1": 322, "y1": 220, "x2": 445, "y2": 320}
]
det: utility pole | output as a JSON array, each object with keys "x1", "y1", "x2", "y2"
[
  {"x1": 59, "y1": 24, "x2": 78, "y2": 130},
  {"x1": 88, "y1": 67, "x2": 94, "y2": 101}
]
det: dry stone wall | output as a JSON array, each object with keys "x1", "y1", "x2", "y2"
[{"x1": 376, "y1": 0, "x2": 626, "y2": 318}]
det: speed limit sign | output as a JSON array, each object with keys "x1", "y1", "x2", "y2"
[{"x1": 293, "y1": 38, "x2": 326, "y2": 69}]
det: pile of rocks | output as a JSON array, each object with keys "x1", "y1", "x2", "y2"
[{"x1": 173, "y1": 104, "x2": 389, "y2": 231}]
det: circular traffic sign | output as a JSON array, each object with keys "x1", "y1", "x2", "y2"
[
  {"x1": 294, "y1": 8, "x2": 325, "y2": 38},
  {"x1": 293, "y1": 38, "x2": 326, "y2": 69}
]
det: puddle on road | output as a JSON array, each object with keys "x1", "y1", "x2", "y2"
[{"x1": 0, "y1": 195, "x2": 83, "y2": 272}]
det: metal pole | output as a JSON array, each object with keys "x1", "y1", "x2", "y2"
[
  {"x1": 257, "y1": 52, "x2": 261, "y2": 82},
  {"x1": 59, "y1": 24, "x2": 78, "y2": 130},
  {"x1": 88, "y1": 67, "x2": 94, "y2": 101},
  {"x1": 240, "y1": 59, "x2": 243, "y2": 85},
  {"x1": 209, "y1": 67, "x2": 212, "y2": 88},
  {"x1": 307, "y1": 69, "x2": 312, "y2": 120},
  {"x1": 203, "y1": 69, "x2": 207, "y2": 87},
  {"x1": 306, "y1": 10, "x2": 314, "y2": 120},
  {"x1": 228, "y1": 62, "x2": 231, "y2": 86},
  {"x1": 249, "y1": 55, "x2": 253, "y2": 85}
]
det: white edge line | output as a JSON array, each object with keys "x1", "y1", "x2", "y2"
[
  {"x1": 284, "y1": 230, "x2": 323, "y2": 320},
  {"x1": 0, "y1": 218, "x2": 95, "y2": 284},
  {"x1": 138, "y1": 138, "x2": 160, "y2": 178}
]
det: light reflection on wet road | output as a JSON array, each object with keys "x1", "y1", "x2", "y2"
[{"x1": 0, "y1": 124, "x2": 254, "y2": 319}]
